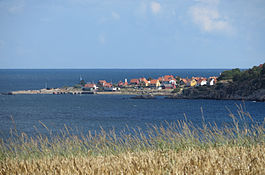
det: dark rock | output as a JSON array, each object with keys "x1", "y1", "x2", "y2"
[
  {"x1": 0, "y1": 92, "x2": 13, "y2": 95},
  {"x1": 81, "y1": 91, "x2": 95, "y2": 94},
  {"x1": 131, "y1": 95, "x2": 156, "y2": 99}
]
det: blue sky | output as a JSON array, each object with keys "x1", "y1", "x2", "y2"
[{"x1": 0, "y1": 0, "x2": 264, "y2": 69}]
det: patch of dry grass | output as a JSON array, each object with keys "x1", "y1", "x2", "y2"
[
  {"x1": 1, "y1": 145, "x2": 265, "y2": 174},
  {"x1": 0, "y1": 105, "x2": 265, "y2": 174}
]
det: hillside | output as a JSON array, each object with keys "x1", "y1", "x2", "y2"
[{"x1": 172, "y1": 63, "x2": 265, "y2": 101}]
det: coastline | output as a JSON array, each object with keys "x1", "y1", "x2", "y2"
[
  {"x1": 165, "y1": 95, "x2": 265, "y2": 102},
  {"x1": 6, "y1": 88, "x2": 173, "y2": 96},
  {"x1": 4, "y1": 88, "x2": 265, "y2": 102}
]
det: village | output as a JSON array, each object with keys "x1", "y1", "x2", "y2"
[
  {"x1": 8, "y1": 75, "x2": 218, "y2": 95},
  {"x1": 81, "y1": 75, "x2": 218, "y2": 93}
]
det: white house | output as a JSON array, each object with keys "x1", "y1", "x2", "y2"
[
  {"x1": 208, "y1": 78, "x2": 216, "y2": 86},
  {"x1": 103, "y1": 87, "x2": 119, "y2": 91},
  {"x1": 83, "y1": 83, "x2": 98, "y2": 91},
  {"x1": 197, "y1": 79, "x2": 207, "y2": 86}
]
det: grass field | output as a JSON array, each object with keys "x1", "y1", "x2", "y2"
[{"x1": 1, "y1": 105, "x2": 265, "y2": 174}]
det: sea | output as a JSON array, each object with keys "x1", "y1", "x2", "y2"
[{"x1": 0, "y1": 69, "x2": 265, "y2": 139}]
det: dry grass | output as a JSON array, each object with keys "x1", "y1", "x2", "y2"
[
  {"x1": 1, "y1": 145, "x2": 265, "y2": 174},
  {"x1": 0, "y1": 105, "x2": 265, "y2": 174}
]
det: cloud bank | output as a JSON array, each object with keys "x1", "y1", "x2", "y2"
[
  {"x1": 150, "y1": 2, "x2": 161, "y2": 14},
  {"x1": 190, "y1": 0, "x2": 232, "y2": 33},
  {"x1": 111, "y1": 11, "x2": 120, "y2": 20}
]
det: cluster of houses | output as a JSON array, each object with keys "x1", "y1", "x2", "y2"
[{"x1": 81, "y1": 75, "x2": 217, "y2": 92}]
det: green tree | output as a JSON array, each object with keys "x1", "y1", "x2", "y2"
[{"x1": 218, "y1": 68, "x2": 241, "y2": 80}]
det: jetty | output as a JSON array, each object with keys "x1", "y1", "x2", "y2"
[{"x1": 9, "y1": 88, "x2": 96, "y2": 95}]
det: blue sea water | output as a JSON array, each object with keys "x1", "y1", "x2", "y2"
[{"x1": 0, "y1": 69, "x2": 264, "y2": 138}]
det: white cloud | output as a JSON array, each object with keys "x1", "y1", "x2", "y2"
[
  {"x1": 190, "y1": 0, "x2": 232, "y2": 33},
  {"x1": 111, "y1": 11, "x2": 120, "y2": 20},
  {"x1": 98, "y1": 34, "x2": 105, "y2": 44},
  {"x1": 150, "y1": 2, "x2": 161, "y2": 14}
]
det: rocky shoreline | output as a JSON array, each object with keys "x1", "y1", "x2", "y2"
[
  {"x1": 1, "y1": 88, "x2": 172, "y2": 96},
  {"x1": 165, "y1": 94, "x2": 265, "y2": 102},
  {"x1": 166, "y1": 87, "x2": 265, "y2": 102}
]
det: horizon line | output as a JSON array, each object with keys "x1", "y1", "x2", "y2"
[{"x1": 0, "y1": 67, "x2": 245, "y2": 70}]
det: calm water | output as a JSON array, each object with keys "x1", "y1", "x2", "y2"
[{"x1": 0, "y1": 69, "x2": 264, "y2": 138}]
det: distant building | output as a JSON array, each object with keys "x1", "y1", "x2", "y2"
[
  {"x1": 83, "y1": 83, "x2": 98, "y2": 91},
  {"x1": 207, "y1": 77, "x2": 217, "y2": 86},
  {"x1": 130, "y1": 79, "x2": 140, "y2": 85},
  {"x1": 161, "y1": 83, "x2": 176, "y2": 89},
  {"x1": 160, "y1": 75, "x2": 177, "y2": 85},
  {"x1": 98, "y1": 80, "x2": 107, "y2": 87},
  {"x1": 100, "y1": 82, "x2": 119, "y2": 91},
  {"x1": 118, "y1": 79, "x2": 128, "y2": 87},
  {"x1": 197, "y1": 79, "x2": 207, "y2": 86},
  {"x1": 149, "y1": 79, "x2": 161, "y2": 88},
  {"x1": 180, "y1": 78, "x2": 188, "y2": 86},
  {"x1": 118, "y1": 81, "x2": 124, "y2": 87},
  {"x1": 139, "y1": 77, "x2": 149, "y2": 87},
  {"x1": 103, "y1": 82, "x2": 112, "y2": 88},
  {"x1": 208, "y1": 78, "x2": 216, "y2": 86},
  {"x1": 103, "y1": 86, "x2": 119, "y2": 91},
  {"x1": 188, "y1": 79, "x2": 197, "y2": 87}
]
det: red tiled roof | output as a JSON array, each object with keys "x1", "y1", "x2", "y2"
[
  {"x1": 164, "y1": 77, "x2": 175, "y2": 82},
  {"x1": 163, "y1": 75, "x2": 176, "y2": 82},
  {"x1": 209, "y1": 76, "x2": 217, "y2": 79},
  {"x1": 192, "y1": 77, "x2": 201, "y2": 81},
  {"x1": 104, "y1": 83, "x2": 112, "y2": 88},
  {"x1": 150, "y1": 79, "x2": 159, "y2": 84},
  {"x1": 99, "y1": 80, "x2": 107, "y2": 84},
  {"x1": 130, "y1": 79, "x2": 139, "y2": 84},
  {"x1": 139, "y1": 77, "x2": 148, "y2": 83},
  {"x1": 180, "y1": 79, "x2": 188, "y2": 84},
  {"x1": 118, "y1": 81, "x2": 128, "y2": 86},
  {"x1": 164, "y1": 75, "x2": 174, "y2": 78},
  {"x1": 84, "y1": 84, "x2": 96, "y2": 88}
]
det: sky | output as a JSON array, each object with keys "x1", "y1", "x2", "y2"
[{"x1": 0, "y1": 0, "x2": 265, "y2": 69}]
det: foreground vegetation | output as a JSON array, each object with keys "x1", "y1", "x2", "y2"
[{"x1": 1, "y1": 105, "x2": 265, "y2": 174}]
